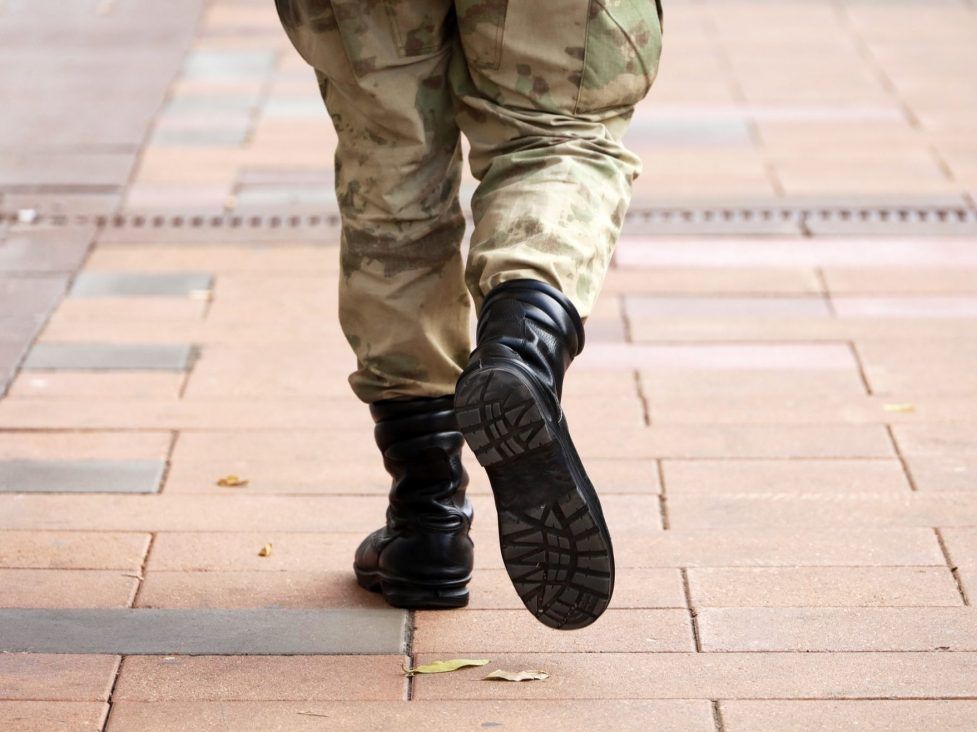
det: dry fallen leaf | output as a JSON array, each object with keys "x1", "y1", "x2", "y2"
[
  {"x1": 257, "y1": 543, "x2": 273, "y2": 557},
  {"x1": 403, "y1": 659, "x2": 490, "y2": 677},
  {"x1": 217, "y1": 475, "x2": 249, "y2": 488},
  {"x1": 883, "y1": 403, "x2": 915, "y2": 413},
  {"x1": 483, "y1": 669, "x2": 549, "y2": 682}
]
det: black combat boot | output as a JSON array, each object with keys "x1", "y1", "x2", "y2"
[
  {"x1": 454, "y1": 279, "x2": 614, "y2": 630},
  {"x1": 354, "y1": 396, "x2": 474, "y2": 608}
]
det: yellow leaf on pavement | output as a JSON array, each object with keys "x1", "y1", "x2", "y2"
[
  {"x1": 257, "y1": 543, "x2": 273, "y2": 557},
  {"x1": 403, "y1": 659, "x2": 490, "y2": 677},
  {"x1": 217, "y1": 475, "x2": 249, "y2": 487},
  {"x1": 483, "y1": 669, "x2": 549, "y2": 682}
]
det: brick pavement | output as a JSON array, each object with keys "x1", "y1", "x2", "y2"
[{"x1": 2, "y1": 0, "x2": 977, "y2": 730}]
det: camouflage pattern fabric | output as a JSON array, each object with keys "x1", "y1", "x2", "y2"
[{"x1": 276, "y1": 0, "x2": 662, "y2": 402}]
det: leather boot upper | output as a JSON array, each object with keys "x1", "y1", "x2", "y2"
[
  {"x1": 468, "y1": 279, "x2": 585, "y2": 401},
  {"x1": 354, "y1": 396, "x2": 473, "y2": 584}
]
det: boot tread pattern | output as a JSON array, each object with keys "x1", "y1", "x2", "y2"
[
  {"x1": 500, "y1": 492, "x2": 612, "y2": 629},
  {"x1": 455, "y1": 369, "x2": 554, "y2": 466},
  {"x1": 455, "y1": 366, "x2": 614, "y2": 630}
]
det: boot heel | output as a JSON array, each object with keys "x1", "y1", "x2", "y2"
[{"x1": 379, "y1": 579, "x2": 470, "y2": 609}]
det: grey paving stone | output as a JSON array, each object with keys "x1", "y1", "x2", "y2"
[
  {"x1": 23, "y1": 343, "x2": 195, "y2": 371},
  {"x1": 0, "y1": 609, "x2": 406, "y2": 655},
  {"x1": 0, "y1": 459, "x2": 164, "y2": 494},
  {"x1": 263, "y1": 97, "x2": 327, "y2": 118},
  {"x1": 70, "y1": 272, "x2": 213, "y2": 298},
  {"x1": 182, "y1": 50, "x2": 276, "y2": 81},
  {"x1": 0, "y1": 275, "x2": 68, "y2": 340},
  {"x1": 0, "y1": 226, "x2": 94, "y2": 273},
  {"x1": 150, "y1": 128, "x2": 249, "y2": 147},
  {"x1": 0, "y1": 340, "x2": 28, "y2": 395},
  {"x1": 0, "y1": 153, "x2": 135, "y2": 187},
  {"x1": 0, "y1": 192, "x2": 122, "y2": 216},
  {"x1": 165, "y1": 94, "x2": 259, "y2": 114},
  {"x1": 237, "y1": 168, "x2": 334, "y2": 186},
  {"x1": 626, "y1": 116, "x2": 753, "y2": 147},
  {"x1": 234, "y1": 188, "x2": 336, "y2": 208}
]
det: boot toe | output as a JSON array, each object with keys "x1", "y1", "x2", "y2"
[{"x1": 353, "y1": 528, "x2": 385, "y2": 579}]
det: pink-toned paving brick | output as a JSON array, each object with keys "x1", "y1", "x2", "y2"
[
  {"x1": 614, "y1": 238, "x2": 977, "y2": 269},
  {"x1": 666, "y1": 492, "x2": 977, "y2": 529},
  {"x1": 698, "y1": 608, "x2": 977, "y2": 651},
  {"x1": 0, "y1": 570, "x2": 138, "y2": 608},
  {"x1": 0, "y1": 432, "x2": 171, "y2": 460},
  {"x1": 0, "y1": 493, "x2": 662, "y2": 535},
  {"x1": 0, "y1": 532, "x2": 150, "y2": 571},
  {"x1": 662, "y1": 459, "x2": 910, "y2": 493},
  {"x1": 411, "y1": 652, "x2": 977, "y2": 700},
  {"x1": 0, "y1": 702, "x2": 108, "y2": 732},
  {"x1": 465, "y1": 568, "x2": 686, "y2": 609},
  {"x1": 720, "y1": 701, "x2": 977, "y2": 732},
  {"x1": 136, "y1": 571, "x2": 386, "y2": 609},
  {"x1": 85, "y1": 245, "x2": 339, "y2": 275},
  {"x1": 578, "y1": 342, "x2": 858, "y2": 371},
  {"x1": 0, "y1": 655, "x2": 119, "y2": 701},
  {"x1": 412, "y1": 609, "x2": 695, "y2": 654},
  {"x1": 107, "y1": 700, "x2": 714, "y2": 732},
  {"x1": 113, "y1": 656, "x2": 407, "y2": 701},
  {"x1": 641, "y1": 369, "x2": 868, "y2": 396},
  {"x1": 686, "y1": 567, "x2": 962, "y2": 607},
  {"x1": 7, "y1": 372, "x2": 183, "y2": 399}
]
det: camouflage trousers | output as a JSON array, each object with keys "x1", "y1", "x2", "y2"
[{"x1": 276, "y1": 0, "x2": 663, "y2": 402}]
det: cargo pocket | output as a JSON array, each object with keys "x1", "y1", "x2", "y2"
[
  {"x1": 384, "y1": 0, "x2": 454, "y2": 58},
  {"x1": 575, "y1": 0, "x2": 663, "y2": 114},
  {"x1": 276, "y1": 0, "x2": 453, "y2": 77},
  {"x1": 455, "y1": 0, "x2": 509, "y2": 71},
  {"x1": 274, "y1": 0, "x2": 341, "y2": 70}
]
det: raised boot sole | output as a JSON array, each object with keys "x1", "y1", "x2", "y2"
[
  {"x1": 354, "y1": 568, "x2": 470, "y2": 609},
  {"x1": 454, "y1": 363, "x2": 614, "y2": 630}
]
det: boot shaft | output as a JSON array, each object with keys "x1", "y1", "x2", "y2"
[
  {"x1": 473, "y1": 279, "x2": 585, "y2": 400},
  {"x1": 370, "y1": 396, "x2": 470, "y2": 524}
]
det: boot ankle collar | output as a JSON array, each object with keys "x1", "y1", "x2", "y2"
[
  {"x1": 370, "y1": 396, "x2": 460, "y2": 452},
  {"x1": 370, "y1": 395, "x2": 455, "y2": 424},
  {"x1": 479, "y1": 279, "x2": 585, "y2": 355}
]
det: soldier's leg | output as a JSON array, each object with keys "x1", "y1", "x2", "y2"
[
  {"x1": 275, "y1": 1, "x2": 475, "y2": 611},
  {"x1": 276, "y1": 0, "x2": 470, "y2": 403},
  {"x1": 450, "y1": 1, "x2": 663, "y2": 629},
  {"x1": 452, "y1": 0, "x2": 663, "y2": 316}
]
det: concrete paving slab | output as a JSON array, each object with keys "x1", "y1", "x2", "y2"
[
  {"x1": 23, "y1": 343, "x2": 195, "y2": 371},
  {"x1": 0, "y1": 609, "x2": 406, "y2": 655},
  {"x1": 0, "y1": 227, "x2": 94, "y2": 273},
  {"x1": 70, "y1": 272, "x2": 213, "y2": 298},
  {"x1": 0, "y1": 340, "x2": 27, "y2": 395},
  {"x1": 0, "y1": 459, "x2": 165, "y2": 494},
  {"x1": 151, "y1": 128, "x2": 250, "y2": 146},
  {"x1": 0, "y1": 275, "x2": 68, "y2": 340}
]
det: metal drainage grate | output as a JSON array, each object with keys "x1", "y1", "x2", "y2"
[{"x1": 1, "y1": 206, "x2": 976, "y2": 232}]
